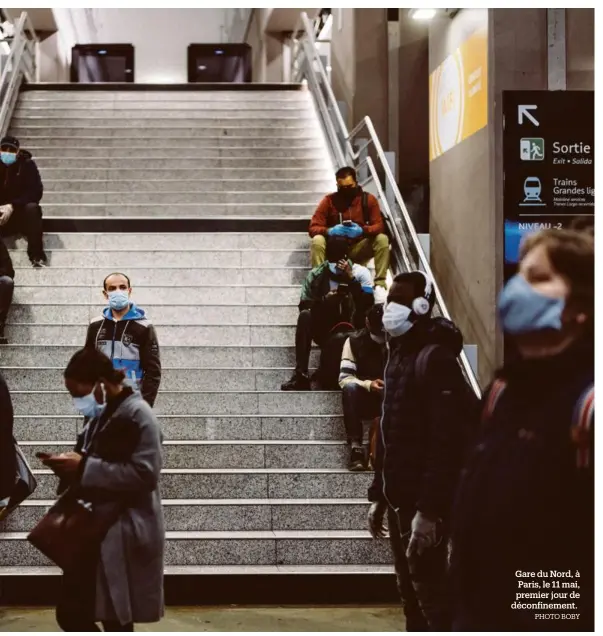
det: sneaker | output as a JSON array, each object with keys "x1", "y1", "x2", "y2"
[
  {"x1": 281, "y1": 372, "x2": 311, "y2": 391},
  {"x1": 349, "y1": 446, "x2": 365, "y2": 471},
  {"x1": 31, "y1": 258, "x2": 47, "y2": 268}
]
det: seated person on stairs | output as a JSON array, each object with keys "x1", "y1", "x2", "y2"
[
  {"x1": 309, "y1": 166, "x2": 389, "y2": 290},
  {"x1": 85, "y1": 272, "x2": 162, "y2": 407},
  {"x1": 0, "y1": 136, "x2": 47, "y2": 268},
  {"x1": 0, "y1": 238, "x2": 14, "y2": 345},
  {"x1": 281, "y1": 237, "x2": 374, "y2": 391},
  {"x1": 339, "y1": 303, "x2": 386, "y2": 471}
]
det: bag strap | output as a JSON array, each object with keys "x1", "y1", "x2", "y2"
[
  {"x1": 571, "y1": 383, "x2": 594, "y2": 469},
  {"x1": 362, "y1": 192, "x2": 370, "y2": 226},
  {"x1": 482, "y1": 378, "x2": 507, "y2": 424}
]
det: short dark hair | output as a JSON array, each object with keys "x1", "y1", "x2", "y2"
[
  {"x1": 103, "y1": 272, "x2": 131, "y2": 290},
  {"x1": 64, "y1": 347, "x2": 124, "y2": 385},
  {"x1": 392, "y1": 271, "x2": 436, "y2": 314},
  {"x1": 335, "y1": 166, "x2": 357, "y2": 182},
  {"x1": 326, "y1": 237, "x2": 349, "y2": 262}
]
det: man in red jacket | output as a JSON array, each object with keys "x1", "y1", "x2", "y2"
[{"x1": 309, "y1": 166, "x2": 390, "y2": 289}]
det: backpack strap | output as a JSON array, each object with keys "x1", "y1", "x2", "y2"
[
  {"x1": 571, "y1": 383, "x2": 594, "y2": 469},
  {"x1": 362, "y1": 192, "x2": 370, "y2": 226},
  {"x1": 482, "y1": 378, "x2": 507, "y2": 424}
]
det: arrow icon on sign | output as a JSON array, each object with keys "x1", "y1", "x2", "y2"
[{"x1": 518, "y1": 105, "x2": 539, "y2": 126}]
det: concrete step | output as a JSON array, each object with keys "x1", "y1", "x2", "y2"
[
  {"x1": 0, "y1": 529, "x2": 389, "y2": 567},
  {"x1": 15, "y1": 106, "x2": 316, "y2": 116},
  {"x1": 35, "y1": 157, "x2": 330, "y2": 170},
  {"x1": 0, "y1": 345, "x2": 319, "y2": 369},
  {"x1": 40, "y1": 203, "x2": 315, "y2": 217},
  {"x1": 1, "y1": 367, "x2": 304, "y2": 391},
  {"x1": 12, "y1": 266, "x2": 308, "y2": 286},
  {"x1": 13, "y1": 116, "x2": 316, "y2": 127},
  {"x1": 42, "y1": 191, "x2": 321, "y2": 205},
  {"x1": 2, "y1": 498, "x2": 368, "y2": 533},
  {"x1": 10, "y1": 284, "x2": 300, "y2": 305},
  {"x1": 8, "y1": 248, "x2": 309, "y2": 268},
  {"x1": 16, "y1": 136, "x2": 325, "y2": 149},
  {"x1": 29, "y1": 468, "x2": 372, "y2": 500},
  {"x1": 11, "y1": 390, "x2": 341, "y2": 416},
  {"x1": 6, "y1": 304, "x2": 297, "y2": 325},
  {"x1": 11, "y1": 127, "x2": 323, "y2": 139},
  {"x1": 27, "y1": 147, "x2": 328, "y2": 159},
  {"x1": 43, "y1": 179, "x2": 331, "y2": 193},
  {"x1": 19, "y1": 440, "x2": 348, "y2": 470},
  {"x1": 40, "y1": 168, "x2": 330, "y2": 181},
  {"x1": 5, "y1": 324, "x2": 297, "y2": 346},
  {"x1": 19, "y1": 92, "x2": 309, "y2": 102},
  {"x1": 12, "y1": 414, "x2": 343, "y2": 442}
]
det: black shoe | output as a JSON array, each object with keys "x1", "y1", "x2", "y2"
[
  {"x1": 349, "y1": 446, "x2": 365, "y2": 471},
  {"x1": 281, "y1": 372, "x2": 311, "y2": 391},
  {"x1": 31, "y1": 258, "x2": 47, "y2": 268}
]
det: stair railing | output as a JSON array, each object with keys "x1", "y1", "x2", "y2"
[
  {"x1": 291, "y1": 11, "x2": 481, "y2": 398},
  {"x1": 0, "y1": 11, "x2": 38, "y2": 138}
]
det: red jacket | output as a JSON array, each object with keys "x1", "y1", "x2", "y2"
[{"x1": 309, "y1": 190, "x2": 384, "y2": 238}]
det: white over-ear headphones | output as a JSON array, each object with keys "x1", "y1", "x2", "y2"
[{"x1": 411, "y1": 271, "x2": 433, "y2": 316}]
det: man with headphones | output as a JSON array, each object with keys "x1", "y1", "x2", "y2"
[{"x1": 366, "y1": 270, "x2": 477, "y2": 631}]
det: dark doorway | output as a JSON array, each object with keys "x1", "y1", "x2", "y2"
[
  {"x1": 187, "y1": 44, "x2": 251, "y2": 83},
  {"x1": 71, "y1": 44, "x2": 134, "y2": 83}
]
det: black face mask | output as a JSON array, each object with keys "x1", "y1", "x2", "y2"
[{"x1": 334, "y1": 186, "x2": 359, "y2": 209}]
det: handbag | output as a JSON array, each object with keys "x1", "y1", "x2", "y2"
[
  {"x1": 0, "y1": 440, "x2": 37, "y2": 522},
  {"x1": 27, "y1": 487, "x2": 123, "y2": 571}
]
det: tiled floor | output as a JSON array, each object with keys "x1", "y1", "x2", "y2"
[{"x1": 0, "y1": 605, "x2": 404, "y2": 632}]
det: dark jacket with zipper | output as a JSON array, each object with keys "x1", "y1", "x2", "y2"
[
  {"x1": 85, "y1": 303, "x2": 161, "y2": 407},
  {"x1": 450, "y1": 342, "x2": 594, "y2": 632},
  {"x1": 0, "y1": 149, "x2": 43, "y2": 207},
  {"x1": 0, "y1": 238, "x2": 14, "y2": 279},
  {"x1": 368, "y1": 317, "x2": 477, "y2": 521}
]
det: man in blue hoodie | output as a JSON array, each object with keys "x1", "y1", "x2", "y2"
[{"x1": 85, "y1": 272, "x2": 161, "y2": 406}]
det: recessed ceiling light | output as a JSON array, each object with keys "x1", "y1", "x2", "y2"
[
  {"x1": 215, "y1": 49, "x2": 224, "y2": 55},
  {"x1": 198, "y1": 65, "x2": 207, "y2": 70},
  {"x1": 409, "y1": 9, "x2": 437, "y2": 20},
  {"x1": 98, "y1": 49, "x2": 107, "y2": 55}
]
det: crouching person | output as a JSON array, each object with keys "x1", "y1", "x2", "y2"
[
  {"x1": 46, "y1": 347, "x2": 165, "y2": 632},
  {"x1": 281, "y1": 237, "x2": 374, "y2": 391},
  {"x1": 339, "y1": 304, "x2": 386, "y2": 471}
]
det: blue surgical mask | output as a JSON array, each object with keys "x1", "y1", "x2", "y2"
[
  {"x1": 382, "y1": 302, "x2": 414, "y2": 337},
  {"x1": 1, "y1": 152, "x2": 16, "y2": 166},
  {"x1": 72, "y1": 388, "x2": 105, "y2": 419},
  {"x1": 328, "y1": 262, "x2": 339, "y2": 275},
  {"x1": 108, "y1": 290, "x2": 129, "y2": 311},
  {"x1": 498, "y1": 274, "x2": 565, "y2": 335}
]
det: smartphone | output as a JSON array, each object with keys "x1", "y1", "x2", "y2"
[{"x1": 342, "y1": 220, "x2": 353, "y2": 226}]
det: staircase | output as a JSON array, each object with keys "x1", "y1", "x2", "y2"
[{"x1": 0, "y1": 86, "x2": 391, "y2": 587}]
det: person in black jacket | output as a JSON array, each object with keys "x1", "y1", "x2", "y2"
[
  {"x1": 0, "y1": 238, "x2": 14, "y2": 344},
  {"x1": 0, "y1": 369, "x2": 15, "y2": 507},
  {"x1": 367, "y1": 271, "x2": 477, "y2": 631},
  {"x1": 85, "y1": 272, "x2": 161, "y2": 407},
  {"x1": 451, "y1": 229, "x2": 594, "y2": 632},
  {"x1": 339, "y1": 303, "x2": 386, "y2": 470},
  {"x1": 0, "y1": 136, "x2": 46, "y2": 267},
  {"x1": 281, "y1": 237, "x2": 374, "y2": 391}
]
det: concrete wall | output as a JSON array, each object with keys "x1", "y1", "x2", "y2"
[
  {"x1": 566, "y1": 8, "x2": 595, "y2": 89},
  {"x1": 330, "y1": 8, "x2": 356, "y2": 128},
  {"x1": 429, "y1": 8, "x2": 494, "y2": 385},
  {"x1": 51, "y1": 8, "x2": 229, "y2": 83}
]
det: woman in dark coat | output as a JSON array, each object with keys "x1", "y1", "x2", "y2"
[
  {"x1": 451, "y1": 229, "x2": 594, "y2": 632},
  {"x1": 43, "y1": 347, "x2": 164, "y2": 632}
]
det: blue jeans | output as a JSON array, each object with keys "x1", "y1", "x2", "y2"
[{"x1": 0, "y1": 275, "x2": 14, "y2": 325}]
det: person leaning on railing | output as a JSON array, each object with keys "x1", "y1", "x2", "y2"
[{"x1": 309, "y1": 166, "x2": 390, "y2": 290}]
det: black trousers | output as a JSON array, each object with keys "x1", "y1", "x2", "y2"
[
  {"x1": 294, "y1": 307, "x2": 332, "y2": 374},
  {"x1": 0, "y1": 274, "x2": 13, "y2": 325},
  {"x1": 387, "y1": 506, "x2": 451, "y2": 631},
  {"x1": 0, "y1": 202, "x2": 45, "y2": 261},
  {"x1": 341, "y1": 382, "x2": 382, "y2": 445}
]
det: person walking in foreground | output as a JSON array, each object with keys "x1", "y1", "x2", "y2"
[
  {"x1": 42, "y1": 347, "x2": 164, "y2": 632},
  {"x1": 86, "y1": 272, "x2": 161, "y2": 406},
  {"x1": 451, "y1": 229, "x2": 594, "y2": 632},
  {"x1": 368, "y1": 271, "x2": 478, "y2": 631}
]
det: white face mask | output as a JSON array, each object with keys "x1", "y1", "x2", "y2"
[
  {"x1": 382, "y1": 302, "x2": 414, "y2": 337},
  {"x1": 72, "y1": 384, "x2": 105, "y2": 419}
]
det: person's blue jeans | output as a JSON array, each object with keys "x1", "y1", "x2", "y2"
[{"x1": 0, "y1": 275, "x2": 14, "y2": 326}]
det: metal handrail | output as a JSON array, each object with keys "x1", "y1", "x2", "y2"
[
  {"x1": 291, "y1": 11, "x2": 481, "y2": 398},
  {"x1": 0, "y1": 11, "x2": 38, "y2": 138}
]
